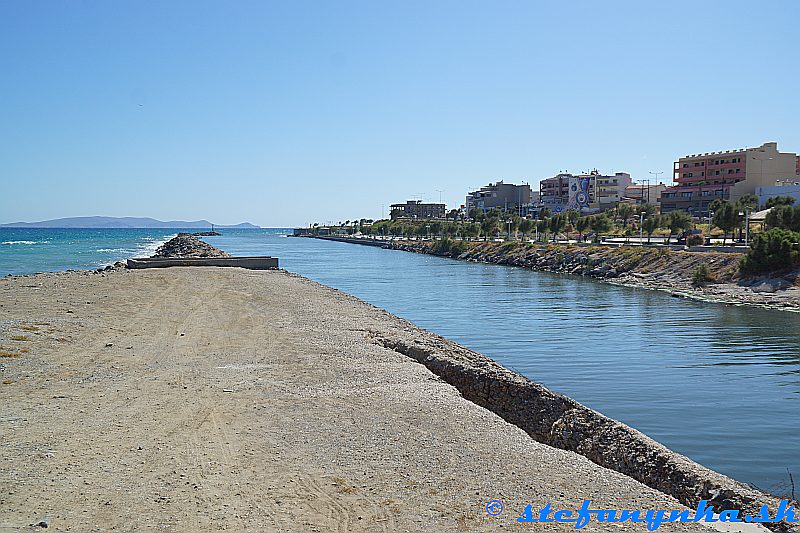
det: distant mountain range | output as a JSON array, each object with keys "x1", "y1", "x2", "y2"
[{"x1": 0, "y1": 216, "x2": 260, "y2": 229}]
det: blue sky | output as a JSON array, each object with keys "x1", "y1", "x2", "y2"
[{"x1": 1, "y1": 0, "x2": 798, "y2": 227}]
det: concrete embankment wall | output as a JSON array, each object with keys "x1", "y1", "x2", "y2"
[
  {"x1": 374, "y1": 330, "x2": 796, "y2": 532},
  {"x1": 315, "y1": 235, "x2": 391, "y2": 247},
  {"x1": 127, "y1": 257, "x2": 278, "y2": 270}
]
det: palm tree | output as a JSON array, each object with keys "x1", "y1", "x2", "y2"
[
  {"x1": 518, "y1": 218, "x2": 533, "y2": 241},
  {"x1": 642, "y1": 215, "x2": 663, "y2": 244},
  {"x1": 576, "y1": 217, "x2": 590, "y2": 242},
  {"x1": 536, "y1": 219, "x2": 549, "y2": 242},
  {"x1": 617, "y1": 203, "x2": 634, "y2": 227},
  {"x1": 666, "y1": 210, "x2": 693, "y2": 244},
  {"x1": 549, "y1": 214, "x2": 566, "y2": 242}
]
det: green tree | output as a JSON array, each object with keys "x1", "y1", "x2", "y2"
[
  {"x1": 538, "y1": 207, "x2": 552, "y2": 220},
  {"x1": 590, "y1": 214, "x2": 612, "y2": 236},
  {"x1": 765, "y1": 196, "x2": 797, "y2": 209},
  {"x1": 486, "y1": 207, "x2": 504, "y2": 219},
  {"x1": 536, "y1": 219, "x2": 549, "y2": 242},
  {"x1": 740, "y1": 228, "x2": 800, "y2": 274},
  {"x1": 712, "y1": 202, "x2": 742, "y2": 244},
  {"x1": 565, "y1": 209, "x2": 579, "y2": 228},
  {"x1": 667, "y1": 210, "x2": 693, "y2": 243},
  {"x1": 737, "y1": 193, "x2": 759, "y2": 211},
  {"x1": 549, "y1": 214, "x2": 566, "y2": 241},
  {"x1": 576, "y1": 217, "x2": 591, "y2": 241},
  {"x1": 480, "y1": 218, "x2": 498, "y2": 240},
  {"x1": 765, "y1": 205, "x2": 800, "y2": 232},
  {"x1": 616, "y1": 203, "x2": 634, "y2": 227},
  {"x1": 642, "y1": 215, "x2": 663, "y2": 243},
  {"x1": 518, "y1": 218, "x2": 533, "y2": 240}
]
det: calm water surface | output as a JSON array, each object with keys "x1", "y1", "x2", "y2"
[{"x1": 3, "y1": 228, "x2": 798, "y2": 491}]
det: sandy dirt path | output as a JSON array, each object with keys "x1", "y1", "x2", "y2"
[{"x1": 0, "y1": 268, "x2": 754, "y2": 531}]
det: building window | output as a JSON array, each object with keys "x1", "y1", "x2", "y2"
[
  {"x1": 681, "y1": 192, "x2": 692, "y2": 198},
  {"x1": 701, "y1": 190, "x2": 710, "y2": 196}
]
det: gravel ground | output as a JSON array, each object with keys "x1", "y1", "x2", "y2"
[{"x1": 0, "y1": 267, "x2": 767, "y2": 532}]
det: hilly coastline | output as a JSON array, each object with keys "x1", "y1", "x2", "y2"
[{"x1": 0, "y1": 216, "x2": 260, "y2": 229}]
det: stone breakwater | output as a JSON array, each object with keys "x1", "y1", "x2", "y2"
[
  {"x1": 387, "y1": 241, "x2": 800, "y2": 312},
  {"x1": 152, "y1": 233, "x2": 231, "y2": 259},
  {"x1": 374, "y1": 327, "x2": 798, "y2": 532}
]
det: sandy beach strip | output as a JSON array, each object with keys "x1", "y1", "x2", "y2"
[{"x1": 0, "y1": 267, "x2": 763, "y2": 532}]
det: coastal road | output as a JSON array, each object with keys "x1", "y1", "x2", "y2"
[{"x1": 0, "y1": 268, "x2": 765, "y2": 531}]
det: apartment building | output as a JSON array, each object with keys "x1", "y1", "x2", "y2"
[
  {"x1": 596, "y1": 172, "x2": 632, "y2": 209},
  {"x1": 389, "y1": 200, "x2": 446, "y2": 220},
  {"x1": 659, "y1": 142, "x2": 800, "y2": 215},
  {"x1": 622, "y1": 183, "x2": 666, "y2": 205},
  {"x1": 540, "y1": 170, "x2": 629, "y2": 212},
  {"x1": 465, "y1": 181, "x2": 532, "y2": 215}
]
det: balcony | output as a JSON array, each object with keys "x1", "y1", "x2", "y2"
[{"x1": 706, "y1": 161, "x2": 743, "y2": 170}]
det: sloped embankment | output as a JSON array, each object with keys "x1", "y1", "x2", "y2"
[{"x1": 387, "y1": 241, "x2": 800, "y2": 311}]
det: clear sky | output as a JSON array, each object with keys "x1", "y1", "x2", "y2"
[{"x1": 1, "y1": 0, "x2": 798, "y2": 227}]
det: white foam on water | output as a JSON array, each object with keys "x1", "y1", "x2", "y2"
[
  {"x1": 1, "y1": 240, "x2": 47, "y2": 245},
  {"x1": 96, "y1": 248, "x2": 131, "y2": 253},
  {"x1": 132, "y1": 233, "x2": 176, "y2": 259}
]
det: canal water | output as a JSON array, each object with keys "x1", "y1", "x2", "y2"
[{"x1": 3, "y1": 228, "x2": 798, "y2": 492}]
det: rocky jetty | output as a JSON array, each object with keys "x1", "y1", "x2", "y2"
[
  {"x1": 192, "y1": 231, "x2": 222, "y2": 236},
  {"x1": 151, "y1": 233, "x2": 230, "y2": 259},
  {"x1": 388, "y1": 240, "x2": 800, "y2": 312}
]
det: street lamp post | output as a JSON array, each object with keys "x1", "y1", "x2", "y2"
[{"x1": 738, "y1": 208, "x2": 751, "y2": 245}]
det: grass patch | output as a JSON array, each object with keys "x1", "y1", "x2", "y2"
[
  {"x1": 0, "y1": 350, "x2": 20, "y2": 358},
  {"x1": 2, "y1": 380, "x2": 14, "y2": 385},
  {"x1": 19, "y1": 347, "x2": 29, "y2": 353},
  {"x1": 15, "y1": 325, "x2": 39, "y2": 332},
  {"x1": 692, "y1": 264, "x2": 714, "y2": 287},
  {"x1": 10, "y1": 335, "x2": 30, "y2": 342}
]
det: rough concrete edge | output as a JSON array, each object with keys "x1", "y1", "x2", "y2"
[
  {"x1": 372, "y1": 334, "x2": 797, "y2": 533},
  {"x1": 279, "y1": 269, "x2": 797, "y2": 533}
]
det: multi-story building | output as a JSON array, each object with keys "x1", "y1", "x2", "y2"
[
  {"x1": 389, "y1": 200, "x2": 446, "y2": 220},
  {"x1": 622, "y1": 183, "x2": 666, "y2": 206},
  {"x1": 465, "y1": 181, "x2": 532, "y2": 215},
  {"x1": 540, "y1": 170, "x2": 629, "y2": 212},
  {"x1": 756, "y1": 183, "x2": 800, "y2": 208},
  {"x1": 596, "y1": 172, "x2": 632, "y2": 210},
  {"x1": 539, "y1": 173, "x2": 572, "y2": 209},
  {"x1": 659, "y1": 142, "x2": 800, "y2": 215}
]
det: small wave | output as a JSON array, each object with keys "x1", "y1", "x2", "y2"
[
  {"x1": 96, "y1": 248, "x2": 133, "y2": 253},
  {"x1": 131, "y1": 234, "x2": 176, "y2": 258},
  {"x1": 1, "y1": 240, "x2": 47, "y2": 245}
]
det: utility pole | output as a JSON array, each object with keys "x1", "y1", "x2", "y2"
[
  {"x1": 649, "y1": 171, "x2": 664, "y2": 205},
  {"x1": 639, "y1": 211, "x2": 645, "y2": 245}
]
